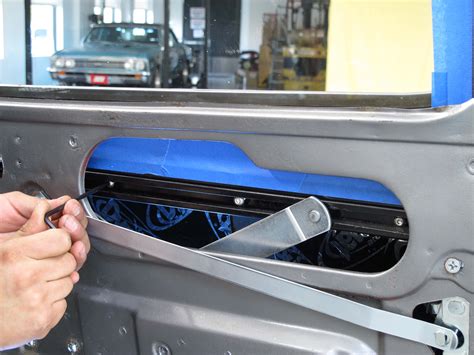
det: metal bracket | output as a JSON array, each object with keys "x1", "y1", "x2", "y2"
[
  {"x1": 201, "y1": 197, "x2": 331, "y2": 257},
  {"x1": 87, "y1": 217, "x2": 461, "y2": 352},
  {"x1": 434, "y1": 297, "x2": 470, "y2": 355}
]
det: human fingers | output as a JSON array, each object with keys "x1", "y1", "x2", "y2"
[
  {"x1": 47, "y1": 300, "x2": 68, "y2": 335},
  {"x1": 17, "y1": 229, "x2": 72, "y2": 260},
  {"x1": 69, "y1": 241, "x2": 88, "y2": 271},
  {"x1": 34, "y1": 253, "x2": 77, "y2": 282},
  {"x1": 71, "y1": 271, "x2": 80, "y2": 284},
  {"x1": 0, "y1": 193, "x2": 69, "y2": 234},
  {"x1": 46, "y1": 276, "x2": 74, "y2": 303},
  {"x1": 2, "y1": 191, "x2": 40, "y2": 217},
  {"x1": 58, "y1": 215, "x2": 90, "y2": 269},
  {"x1": 58, "y1": 215, "x2": 90, "y2": 252},
  {"x1": 18, "y1": 197, "x2": 70, "y2": 236},
  {"x1": 63, "y1": 199, "x2": 88, "y2": 228}
]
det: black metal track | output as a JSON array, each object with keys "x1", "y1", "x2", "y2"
[
  {"x1": 85, "y1": 169, "x2": 409, "y2": 240},
  {"x1": 0, "y1": 85, "x2": 431, "y2": 108}
]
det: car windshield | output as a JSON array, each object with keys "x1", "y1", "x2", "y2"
[{"x1": 85, "y1": 26, "x2": 161, "y2": 44}]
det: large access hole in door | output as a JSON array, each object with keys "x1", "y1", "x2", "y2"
[{"x1": 86, "y1": 138, "x2": 409, "y2": 273}]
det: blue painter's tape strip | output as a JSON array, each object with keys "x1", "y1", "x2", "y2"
[
  {"x1": 432, "y1": 71, "x2": 448, "y2": 107},
  {"x1": 432, "y1": 0, "x2": 473, "y2": 107},
  {"x1": 88, "y1": 138, "x2": 402, "y2": 206}
]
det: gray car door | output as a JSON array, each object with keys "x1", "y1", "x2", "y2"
[{"x1": 0, "y1": 87, "x2": 472, "y2": 355}]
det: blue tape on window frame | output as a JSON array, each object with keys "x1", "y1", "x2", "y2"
[
  {"x1": 432, "y1": 0, "x2": 473, "y2": 107},
  {"x1": 88, "y1": 138, "x2": 402, "y2": 206}
]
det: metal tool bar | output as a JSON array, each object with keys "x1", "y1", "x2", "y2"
[
  {"x1": 201, "y1": 197, "x2": 331, "y2": 257},
  {"x1": 87, "y1": 217, "x2": 459, "y2": 351}
]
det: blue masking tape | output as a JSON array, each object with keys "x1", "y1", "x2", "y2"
[
  {"x1": 432, "y1": 0, "x2": 473, "y2": 107},
  {"x1": 88, "y1": 138, "x2": 401, "y2": 206}
]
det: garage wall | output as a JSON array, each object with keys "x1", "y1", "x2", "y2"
[
  {"x1": 0, "y1": 0, "x2": 26, "y2": 85},
  {"x1": 152, "y1": 0, "x2": 184, "y2": 41},
  {"x1": 240, "y1": 0, "x2": 285, "y2": 52},
  {"x1": 326, "y1": 0, "x2": 434, "y2": 93},
  {"x1": 64, "y1": 0, "x2": 95, "y2": 49},
  {"x1": 31, "y1": 0, "x2": 94, "y2": 85}
]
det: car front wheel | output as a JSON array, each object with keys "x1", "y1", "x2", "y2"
[
  {"x1": 150, "y1": 69, "x2": 161, "y2": 88},
  {"x1": 172, "y1": 64, "x2": 191, "y2": 88}
]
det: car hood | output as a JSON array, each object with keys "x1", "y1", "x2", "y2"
[{"x1": 55, "y1": 42, "x2": 161, "y2": 59}]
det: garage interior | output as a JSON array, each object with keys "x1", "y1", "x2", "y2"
[
  {"x1": 0, "y1": 0, "x2": 438, "y2": 93},
  {"x1": 0, "y1": 1, "x2": 472, "y2": 354}
]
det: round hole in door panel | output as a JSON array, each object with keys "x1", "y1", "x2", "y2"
[{"x1": 86, "y1": 138, "x2": 408, "y2": 273}]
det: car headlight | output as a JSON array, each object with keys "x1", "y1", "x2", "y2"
[
  {"x1": 135, "y1": 59, "x2": 146, "y2": 71},
  {"x1": 65, "y1": 59, "x2": 75, "y2": 68},
  {"x1": 124, "y1": 58, "x2": 147, "y2": 71},
  {"x1": 54, "y1": 57, "x2": 65, "y2": 68},
  {"x1": 124, "y1": 59, "x2": 135, "y2": 70}
]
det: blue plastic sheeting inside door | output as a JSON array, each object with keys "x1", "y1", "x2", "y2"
[{"x1": 88, "y1": 138, "x2": 402, "y2": 206}]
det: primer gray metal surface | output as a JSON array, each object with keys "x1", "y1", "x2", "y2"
[
  {"x1": 0, "y1": 85, "x2": 472, "y2": 354},
  {"x1": 87, "y1": 217, "x2": 459, "y2": 351},
  {"x1": 201, "y1": 197, "x2": 331, "y2": 257}
]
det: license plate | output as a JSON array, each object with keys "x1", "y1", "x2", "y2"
[{"x1": 90, "y1": 74, "x2": 109, "y2": 85}]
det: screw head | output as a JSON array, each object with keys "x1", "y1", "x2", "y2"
[
  {"x1": 467, "y1": 158, "x2": 474, "y2": 175},
  {"x1": 152, "y1": 342, "x2": 171, "y2": 355},
  {"x1": 435, "y1": 330, "x2": 450, "y2": 347},
  {"x1": 69, "y1": 136, "x2": 78, "y2": 148},
  {"x1": 444, "y1": 258, "x2": 463, "y2": 274},
  {"x1": 448, "y1": 300, "x2": 466, "y2": 315},
  {"x1": 394, "y1": 217, "x2": 405, "y2": 227},
  {"x1": 158, "y1": 346, "x2": 169, "y2": 355},
  {"x1": 67, "y1": 338, "x2": 81, "y2": 353},
  {"x1": 119, "y1": 326, "x2": 127, "y2": 336},
  {"x1": 234, "y1": 197, "x2": 246, "y2": 206},
  {"x1": 309, "y1": 210, "x2": 321, "y2": 223},
  {"x1": 25, "y1": 340, "x2": 38, "y2": 349}
]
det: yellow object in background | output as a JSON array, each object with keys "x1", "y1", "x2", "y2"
[
  {"x1": 326, "y1": 0, "x2": 434, "y2": 93},
  {"x1": 283, "y1": 45, "x2": 327, "y2": 91}
]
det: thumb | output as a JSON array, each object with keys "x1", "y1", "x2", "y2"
[
  {"x1": 18, "y1": 196, "x2": 70, "y2": 236},
  {"x1": 18, "y1": 200, "x2": 53, "y2": 235}
]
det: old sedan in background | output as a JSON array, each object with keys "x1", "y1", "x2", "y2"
[{"x1": 48, "y1": 23, "x2": 190, "y2": 88}]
